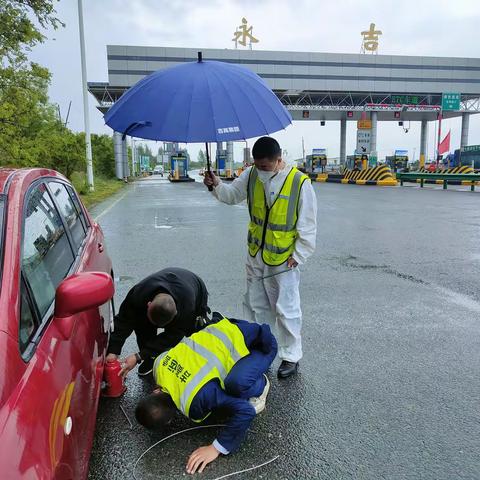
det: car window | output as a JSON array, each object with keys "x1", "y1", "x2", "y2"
[
  {"x1": 49, "y1": 182, "x2": 86, "y2": 251},
  {"x1": 66, "y1": 184, "x2": 89, "y2": 231},
  {"x1": 19, "y1": 277, "x2": 38, "y2": 353},
  {"x1": 22, "y1": 183, "x2": 75, "y2": 318}
]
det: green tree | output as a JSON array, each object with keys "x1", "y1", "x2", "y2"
[
  {"x1": 0, "y1": 1, "x2": 122, "y2": 191},
  {"x1": 91, "y1": 134, "x2": 115, "y2": 178},
  {"x1": 197, "y1": 149, "x2": 206, "y2": 165},
  {"x1": 0, "y1": 1, "x2": 67, "y2": 170},
  {"x1": 0, "y1": 0, "x2": 62, "y2": 66}
]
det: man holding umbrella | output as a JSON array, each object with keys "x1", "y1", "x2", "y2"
[
  {"x1": 103, "y1": 54, "x2": 313, "y2": 377},
  {"x1": 204, "y1": 137, "x2": 317, "y2": 378}
]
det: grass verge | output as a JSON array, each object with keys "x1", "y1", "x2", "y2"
[{"x1": 71, "y1": 171, "x2": 126, "y2": 209}]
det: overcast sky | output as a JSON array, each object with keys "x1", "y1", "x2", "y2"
[{"x1": 30, "y1": 0, "x2": 480, "y2": 162}]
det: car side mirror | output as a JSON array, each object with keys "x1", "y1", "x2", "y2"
[{"x1": 54, "y1": 272, "x2": 114, "y2": 339}]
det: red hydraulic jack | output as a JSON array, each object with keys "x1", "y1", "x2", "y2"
[{"x1": 101, "y1": 359, "x2": 127, "y2": 398}]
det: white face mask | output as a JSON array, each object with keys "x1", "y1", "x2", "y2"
[{"x1": 257, "y1": 169, "x2": 277, "y2": 183}]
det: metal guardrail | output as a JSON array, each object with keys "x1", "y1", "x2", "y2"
[{"x1": 396, "y1": 172, "x2": 480, "y2": 191}]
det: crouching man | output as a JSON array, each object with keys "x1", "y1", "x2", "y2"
[
  {"x1": 106, "y1": 267, "x2": 210, "y2": 377},
  {"x1": 135, "y1": 315, "x2": 277, "y2": 474}
]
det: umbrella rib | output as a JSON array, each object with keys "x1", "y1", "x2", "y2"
[
  {"x1": 234, "y1": 64, "x2": 292, "y2": 126},
  {"x1": 155, "y1": 75, "x2": 187, "y2": 141},
  {"x1": 224, "y1": 67, "x2": 270, "y2": 137},
  {"x1": 233, "y1": 66, "x2": 292, "y2": 130},
  {"x1": 184, "y1": 70, "x2": 196, "y2": 142},
  {"x1": 209, "y1": 67, "x2": 246, "y2": 140},
  {"x1": 202, "y1": 65, "x2": 219, "y2": 142},
  {"x1": 105, "y1": 69, "x2": 162, "y2": 124},
  {"x1": 221, "y1": 66, "x2": 276, "y2": 137}
]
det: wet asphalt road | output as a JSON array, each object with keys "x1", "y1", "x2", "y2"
[{"x1": 88, "y1": 176, "x2": 480, "y2": 480}]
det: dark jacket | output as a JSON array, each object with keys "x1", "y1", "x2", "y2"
[{"x1": 107, "y1": 268, "x2": 209, "y2": 359}]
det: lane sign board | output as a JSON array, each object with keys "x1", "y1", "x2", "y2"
[{"x1": 441, "y1": 93, "x2": 460, "y2": 111}]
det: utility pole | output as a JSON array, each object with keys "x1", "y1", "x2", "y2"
[{"x1": 77, "y1": 0, "x2": 94, "y2": 191}]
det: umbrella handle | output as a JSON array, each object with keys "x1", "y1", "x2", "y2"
[{"x1": 205, "y1": 142, "x2": 213, "y2": 192}]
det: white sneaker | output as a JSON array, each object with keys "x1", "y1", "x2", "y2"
[{"x1": 248, "y1": 374, "x2": 270, "y2": 414}]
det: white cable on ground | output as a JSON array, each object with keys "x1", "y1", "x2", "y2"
[
  {"x1": 132, "y1": 424, "x2": 280, "y2": 480},
  {"x1": 120, "y1": 404, "x2": 133, "y2": 429},
  {"x1": 132, "y1": 425, "x2": 225, "y2": 480},
  {"x1": 211, "y1": 455, "x2": 280, "y2": 480}
]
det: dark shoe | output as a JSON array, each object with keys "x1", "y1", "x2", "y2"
[
  {"x1": 277, "y1": 360, "x2": 298, "y2": 379},
  {"x1": 137, "y1": 357, "x2": 154, "y2": 376}
]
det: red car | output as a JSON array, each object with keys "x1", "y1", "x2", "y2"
[{"x1": 0, "y1": 168, "x2": 115, "y2": 479}]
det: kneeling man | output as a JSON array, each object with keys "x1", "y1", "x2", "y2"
[{"x1": 135, "y1": 315, "x2": 277, "y2": 474}]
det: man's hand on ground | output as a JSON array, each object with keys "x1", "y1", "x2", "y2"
[
  {"x1": 186, "y1": 444, "x2": 220, "y2": 474},
  {"x1": 106, "y1": 353, "x2": 118, "y2": 362},
  {"x1": 119, "y1": 354, "x2": 138, "y2": 378},
  {"x1": 287, "y1": 257, "x2": 298, "y2": 268},
  {"x1": 203, "y1": 171, "x2": 219, "y2": 188}
]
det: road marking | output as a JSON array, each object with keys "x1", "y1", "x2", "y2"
[
  {"x1": 94, "y1": 191, "x2": 128, "y2": 221},
  {"x1": 154, "y1": 214, "x2": 173, "y2": 229}
]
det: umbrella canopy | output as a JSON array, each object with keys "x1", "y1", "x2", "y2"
[{"x1": 104, "y1": 54, "x2": 292, "y2": 143}]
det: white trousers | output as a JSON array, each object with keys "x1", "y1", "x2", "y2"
[{"x1": 243, "y1": 253, "x2": 303, "y2": 363}]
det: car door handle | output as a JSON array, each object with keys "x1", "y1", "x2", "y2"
[{"x1": 98, "y1": 242, "x2": 104, "y2": 253}]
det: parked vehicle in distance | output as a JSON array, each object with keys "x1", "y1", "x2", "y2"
[
  {"x1": 0, "y1": 168, "x2": 115, "y2": 479},
  {"x1": 152, "y1": 165, "x2": 164, "y2": 176}
]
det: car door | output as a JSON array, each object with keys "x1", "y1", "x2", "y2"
[
  {"x1": 45, "y1": 180, "x2": 110, "y2": 478},
  {"x1": 17, "y1": 180, "x2": 102, "y2": 479}
]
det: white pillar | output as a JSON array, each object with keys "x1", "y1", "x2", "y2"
[
  {"x1": 113, "y1": 132, "x2": 123, "y2": 179},
  {"x1": 370, "y1": 111, "x2": 378, "y2": 155},
  {"x1": 420, "y1": 119, "x2": 428, "y2": 168},
  {"x1": 122, "y1": 137, "x2": 129, "y2": 179},
  {"x1": 77, "y1": 0, "x2": 94, "y2": 191},
  {"x1": 340, "y1": 116, "x2": 347, "y2": 165},
  {"x1": 461, "y1": 112, "x2": 470, "y2": 148},
  {"x1": 226, "y1": 141, "x2": 234, "y2": 176}
]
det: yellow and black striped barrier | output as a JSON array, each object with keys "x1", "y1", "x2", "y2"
[
  {"x1": 397, "y1": 171, "x2": 480, "y2": 191},
  {"x1": 413, "y1": 166, "x2": 477, "y2": 185},
  {"x1": 311, "y1": 165, "x2": 396, "y2": 186},
  {"x1": 417, "y1": 165, "x2": 473, "y2": 174}
]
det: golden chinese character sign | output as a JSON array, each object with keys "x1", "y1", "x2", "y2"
[
  {"x1": 361, "y1": 23, "x2": 382, "y2": 54},
  {"x1": 232, "y1": 18, "x2": 259, "y2": 48}
]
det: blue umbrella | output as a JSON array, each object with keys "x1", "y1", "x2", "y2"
[{"x1": 104, "y1": 52, "x2": 292, "y2": 143}]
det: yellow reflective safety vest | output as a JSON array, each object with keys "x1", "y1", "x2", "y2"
[
  {"x1": 247, "y1": 166, "x2": 309, "y2": 266},
  {"x1": 153, "y1": 318, "x2": 250, "y2": 420}
]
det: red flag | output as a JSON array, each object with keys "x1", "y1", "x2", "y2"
[{"x1": 438, "y1": 130, "x2": 451, "y2": 155}]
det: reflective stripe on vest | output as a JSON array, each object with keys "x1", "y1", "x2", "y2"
[
  {"x1": 247, "y1": 167, "x2": 309, "y2": 266},
  {"x1": 153, "y1": 318, "x2": 250, "y2": 419}
]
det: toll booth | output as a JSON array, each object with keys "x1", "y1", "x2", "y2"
[
  {"x1": 215, "y1": 152, "x2": 227, "y2": 176},
  {"x1": 169, "y1": 153, "x2": 194, "y2": 182},
  {"x1": 305, "y1": 153, "x2": 327, "y2": 173},
  {"x1": 386, "y1": 153, "x2": 409, "y2": 173},
  {"x1": 457, "y1": 145, "x2": 480, "y2": 170},
  {"x1": 215, "y1": 143, "x2": 235, "y2": 180},
  {"x1": 346, "y1": 154, "x2": 367, "y2": 170}
]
